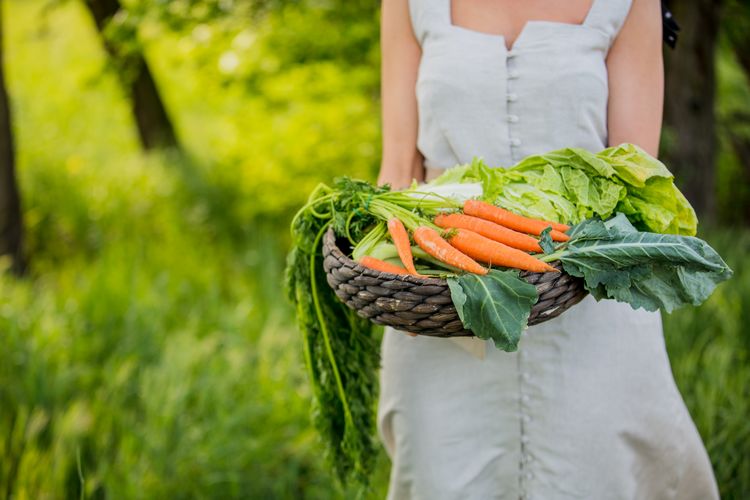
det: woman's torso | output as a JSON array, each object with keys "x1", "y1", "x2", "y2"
[
  {"x1": 414, "y1": 0, "x2": 636, "y2": 353},
  {"x1": 379, "y1": 2, "x2": 720, "y2": 497},
  {"x1": 412, "y1": 0, "x2": 631, "y2": 172}
]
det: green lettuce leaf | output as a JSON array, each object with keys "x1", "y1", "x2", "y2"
[
  {"x1": 447, "y1": 270, "x2": 538, "y2": 351},
  {"x1": 495, "y1": 182, "x2": 575, "y2": 222},
  {"x1": 429, "y1": 164, "x2": 472, "y2": 185},
  {"x1": 599, "y1": 143, "x2": 673, "y2": 187},
  {"x1": 426, "y1": 143, "x2": 698, "y2": 236}
]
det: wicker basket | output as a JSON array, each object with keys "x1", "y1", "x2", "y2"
[{"x1": 322, "y1": 228, "x2": 588, "y2": 337}]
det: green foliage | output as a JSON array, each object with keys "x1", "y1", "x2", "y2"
[
  {"x1": 716, "y1": 43, "x2": 750, "y2": 226},
  {"x1": 0, "y1": 183, "x2": 344, "y2": 498},
  {"x1": 284, "y1": 177, "x2": 454, "y2": 485},
  {"x1": 3, "y1": 0, "x2": 389, "y2": 497},
  {"x1": 285, "y1": 181, "x2": 382, "y2": 487},
  {"x1": 663, "y1": 228, "x2": 750, "y2": 497},
  {"x1": 447, "y1": 270, "x2": 538, "y2": 351},
  {"x1": 1, "y1": 0, "x2": 748, "y2": 498},
  {"x1": 555, "y1": 214, "x2": 732, "y2": 312},
  {"x1": 259, "y1": 1, "x2": 380, "y2": 76}
]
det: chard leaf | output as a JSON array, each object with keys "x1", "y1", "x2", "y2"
[
  {"x1": 566, "y1": 216, "x2": 612, "y2": 241},
  {"x1": 559, "y1": 215, "x2": 733, "y2": 313},
  {"x1": 603, "y1": 212, "x2": 639, "y2": 234},
  {"x1": 538, "y1": 226, "x2": 556, "y2": 254},
  {"x1": 446, "y1": 278, "x2": 468, "y2": 322},
  {"x1": 447, "y1": 270, "x2": 538, "y2": 351}
]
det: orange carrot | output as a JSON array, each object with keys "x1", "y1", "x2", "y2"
[
  {"x1": 388, "y1": 218, "x2": 422, "y2": 275},
  {"x1": 434, "y1": 213, "x2": 544, "y2": 253},
  {"x1": 551, "y1": 222, "x2": 570, "y2": 232},
  {"x1": 413, "y1": 226, "x2": 488, "y2": 275},
  {"x1": 359, "y1": 256, "x2": 410, "y2": 275},
  {"x1": 447, "y1": 229, "x2": 559, "y2": 273},
  {"x1": 464, "y1": 200, "x2": 570, "y2": 242}
]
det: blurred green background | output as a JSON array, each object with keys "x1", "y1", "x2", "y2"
[{"x1": 0, "y1": 0, "x2": 748, "y2": 498}]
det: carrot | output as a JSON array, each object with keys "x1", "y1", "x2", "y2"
[
  {"x1": 447, "y1": 229, "x2": 559, "y2": 273},
  {"x1": 387, "y1": 218, "x2": 422, "y2": 275},
  {"x1": 464, "y1": 199, "x2": 570, "y2": 242},
  {"x1": 434, "y1": 213, "x2": 544, "y2": 253},
  {"x1": 359, "y1": 256, "x2": 410, "y2": 275},
  {"x1": 413, "y1": 226, "x2": 488, "y2": 275}
]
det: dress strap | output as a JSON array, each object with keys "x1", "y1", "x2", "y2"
[
  {"x1": 408, "y1": 0, "x2": 445, "y2": 46},
  {"x1": 583, "y1": 0, "x2": 634, "y2": 46}
]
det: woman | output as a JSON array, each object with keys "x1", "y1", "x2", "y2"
[{"x1": 376, "y1": 0, "x2": 720, "y2": 498}]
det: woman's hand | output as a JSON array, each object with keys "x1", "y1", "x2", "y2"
[
  {"x1": 606, "y1": 0, "x2": 664, "y2": 155},
  {"x1": 380, "y1": 0, "x2": 422, "y2": 337},
  {"x1": 379, "y1": 0, "x2": 424, "y2": 190}
]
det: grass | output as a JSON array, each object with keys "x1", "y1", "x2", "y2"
[
  {"x1": 1, "y1": 0, "x2": 748, "y2": 498},
  {"x1": 662, "y1": 228, "x2": 750, "y2": 497}
]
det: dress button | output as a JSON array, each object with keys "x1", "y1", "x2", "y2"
[
  {"x1": 511, "y1": 138, "x2": 522, "y2": 147},
  {"x1": 507, "y1": 114, "x2": 519, "y2": 123},
  {"x1": 507, "y1": 92, "x2": 518, "y2": 102}
]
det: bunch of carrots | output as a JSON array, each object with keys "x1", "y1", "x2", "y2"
[{"x1": 358, "y1": 199, "x2": 570, "y2": 276}]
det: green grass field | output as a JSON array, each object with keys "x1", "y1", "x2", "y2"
[{"x1": 1, "y1": 0, "x2": 748, "y2": 498}]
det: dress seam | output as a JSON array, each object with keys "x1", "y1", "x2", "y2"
[{"x1": 516, "y1": 349, "x2": 526, "y2": 499}]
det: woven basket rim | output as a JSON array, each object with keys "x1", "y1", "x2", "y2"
[{"x1": 323, "y1": 227, "x2": 586, "y2": 336}]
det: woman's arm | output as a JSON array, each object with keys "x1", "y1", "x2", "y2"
[
  {"x1": 378, "y1": 0, "x2": 424, "y2": 189},
  {"x1": 606, "y1": 0, "x2": 664, "y2": 156}
]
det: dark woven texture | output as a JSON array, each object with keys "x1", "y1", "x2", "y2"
[{"x1": 322, "y1": 228, "x2": 588, "y2": 337}]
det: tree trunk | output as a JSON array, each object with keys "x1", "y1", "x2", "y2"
[
  {"x1": 84, "y1": 0, "x2": 179, "y2": 150},
  {"x1": 662, "y1": 0, "x2": 721, "y2": 222},
  {"x1": 0, "y1": 2, "x2": 25, "y2": 274}
]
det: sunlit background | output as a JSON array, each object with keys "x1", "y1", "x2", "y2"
[{"x1": 0, "y1": 0, "x2": 748, "y2": 498}]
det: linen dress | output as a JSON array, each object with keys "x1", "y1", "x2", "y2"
[{"x1": 376, "y1": 0, "x2": 720, "y2": 498}]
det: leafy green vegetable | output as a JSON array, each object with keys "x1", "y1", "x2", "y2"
[
  {"x1": 538, "y1": 226, "x2": 556, "y2": 254},
  {"x1": 285, "y1": 182, "x2": 381, "y2": 486},
  {"x1": 285, "y1": 177, "x2": 459, "y2": 486},
  {"x1": 428, "y1": 162, "x2": 473, "y2": 186},
  {"x1": 286, "y1": 149, "x2": 731, "y2": 487},
  {"x1": 447, "y1": 270, "x2": 538, "y2": 351},
  {"x1": 542, "y1": 214, "x2": 733, "y2": 313},
  {"x1": 351, "y1": 221, "x2": 387, "y2": 261},
  {"x1": 429, "y1": 143, "x2": 698, "y2": 236},
  {"x1": 445, "y1": 211, "x2": 732, "y2": 353}
]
